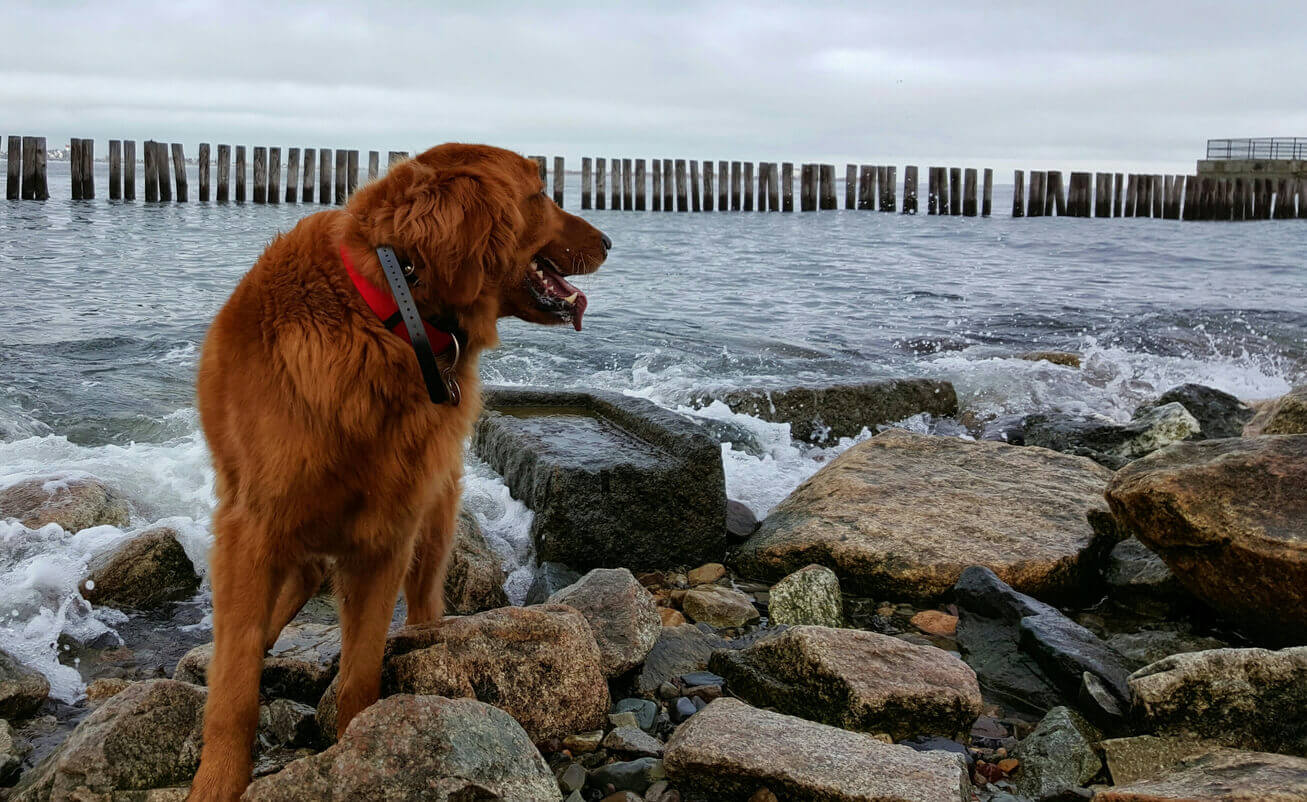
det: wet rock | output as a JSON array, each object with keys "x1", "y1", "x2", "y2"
[
  {"x1": 767, "y1": 565, "x2": 843, "y2": 628},
  {"x1": 589, "y1": 757, "x2": 666, "y2": 793},
  {"x1": 911, "y1": 610, "x2": 958, "y2": 637},
  {"x1": 1261, "y1": 385, "x2": 1307, "y2": 435},
  {"x1": 0, "y1": 476, "x2": 129, "y2": 533},
  {"x1": 637, "y1": 625, "x2": 724, "y2": 694},
  {"x1": 664, "y1": 697, "x2": 970, "y2": 801},
  {"x1": 1128, "y1": 646, "x2": 1307, "y2": 755},
  {"x1": 11, "y1": 679, "x2": 204, "y2": 801},
  {"x1": 613, "y1": 698, "x2": 658, "y2": 732},
  {"x1": 687, "y1": 412, "x2": 768, "y2": 457},
  {"x1": 80, "y1": 526, "x2": 200, "y2": 610},
  {"x1": 1095, "y1": 748, "x2": 1307, "y2": 801},
  {"x1": 525, "y1": 561, "x2": 582, "y2": 605},
  {"x1": 243, "y1": 695, "x2": 559, "y2": 801},
  {"x1": 1019, "y1": 351, "x2": 1082, "y2": 368},
  {"x1": 672, "y1": 696, "x2": 698, "y2": 723},
  {"x1": 1018, "y1": 606, "x2": 1133, "y2": 706},
  {"x1": 1105, "y1": 435, "x2": 1307, "y2": 641},
  {"x1": 563, "y1": 730, "x2": 603, "y2": 754},
  {"x1": 0, "y1": 650, "x2": 49, "y2": 722},
  {"x1": 548, "y1": 568, "x2": 661, "y2": 678},
  {"x1": 322, "y1": 604, "x2": 607, "y2": 743},
  {"x1": 727, "y1": 500, "x2": 759, "y2": 542},
  {"x1": 1024, "y1": 403, "x2": 1200, "y2": 470},
  {"x1": 699, "y1": 379, "x2": 959, "y2": 445},
  {"x1": 603, "y1": 726, "x2": 665, "y2": 757},
  {"x1": 558, "y1": 761, "x2": 587, "y2": 792},
  {"x1": 265, "y1": 698, "x2": 319, "y2": 748},
  {"x1": 686, "y1": 562, "x2": 726, "y2": 586},
  {"x1": 658, "y1": 608, "x2": 686, "y2": 627},
  {"x1": 1103, "y1": 537, "x2": 1192, "y2": 616},
  {"x1": 85, "y1": 677, "x2": 133, "y2": 707},
  {"x1": 444, "y1": 508, "x2": 509, "y2": 614},
  {"x1": 175, "y1": 621, "x2": 339, "y2": 706},
  {"x1": 474, "y1": 387, "x2": 726, "y2": 570},
  {"x1": 1012, "y1": 706, "x2": 1102, "y2": 800},
  {"x1": 734, "y1": 430, "x2": 1119, "y2": 602},
  {"x1": 1097, "y1": 735, "x2": 1230, "y2": 785},
  {"x1": 1137, "y1": 383, "x2": 1254, "y2": 440},
  {"x1": 710, "y1": 625, "x2": 981, "y2": 740},
  {"x1": 681, "y1": 586, "x2": 759, "y2": 629},
  {"x1": 1104, "y1": 630, "x2": 1228, "y2": 669},
  {"x1": 1, "y1": 718, "x2": 26, "y2": 786}
]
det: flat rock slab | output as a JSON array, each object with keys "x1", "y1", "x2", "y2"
[
  {"x1": 734, "y1": 430, "x2": 1119, "y2": 602},
  {"x1": 710, "y1": 625, "x2": 982, "y2": 740},
  {"x1": 1095, "y1": 748, "x2": 1307, "y2": 801},
  {"x1": 1106, "y1": 435, "x2": 1307, "y2": 641},
  {"x1": 0, "y1": 476, "x2": 129, "y2": 533},
  {"x1": 175, "y1": 621, "x2": 340, "y2": 706},
  {"x1": 473, "y1": 386, "x2": 725, "y2": 570},
  {"x1": 697, "y1": 379, "x2": 958, "y2": 445},
  {"x1": 664, "y1": 698, "x2": 970, "y2": 802},
  {"x1": 1098, "y1": 735, "x2": 1233, "y2": 786}
]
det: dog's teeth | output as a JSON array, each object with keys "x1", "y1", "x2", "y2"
[{"x1": 562, "y1": 292, "x2": 578, "y2": 304}]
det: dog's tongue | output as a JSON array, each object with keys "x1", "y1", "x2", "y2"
[{"x1": 545, "y1": 266, "x2": 587, "y2": 331}]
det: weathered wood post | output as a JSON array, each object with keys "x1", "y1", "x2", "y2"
[
  {"x1": 927, "y1": 167, "x2": 939, "y2": 215},
  {"x1": 230, "y1": 145, "x2": 245, "y2": 203},
  {"x1": 553, "y1": 156, "x2": 564, "y2": 206},
  {"x1": 610, "y1": 157, "x2": 621, "y2": 211},
  {"x1": 1072, "y1": 172, "x2": 1092, "y2": 217},
  {"x1": 963, "y1": 168, "x2": 978, "y2": 216},
  {"x1": 1012, "y1": 170, "x2": 1025, "y2": 217},
  {"x1": 675, "y1": 159, "x2": 687, "y2": 211},
  {"x1": 5, "y1": 136, "x2": 19, "y2": 200},
  {"x1": 318, "y1": 148, "x2": 331, "y2": 205},
  {"x1": 1047, "y1": 171, "x2": 1065, "y2": 216},
  {"x1": 156, "y1": 141, "x2": 172, "y2": 202},
  {"x1": 718, "y1": 161, "x2": 729, "y2": 211},
  {"x1": 1094, "y1": 173, "x2": 1110, "y2": 217},
  {"x1": 301, "y1": 148, "x2": 315, "y2": 203},
  {"x1": 195, "y1": 143, "x2": 209, "y2": 202},
  {"x1": 1229, "y1": 177, "x2": 1243, "y2": 221},
  {"x1": 982, "y1": 168, "x2": 993, "y2": 217},
  {"x1": 253, "y1": 146, "x2": 267, "y2": 203},
  {"x1": 767, "y1": 162, "x2": 780, "y2": 211},
  {"x1": 70, "y1": 139, "x2": 84, "y2": 199},
  {"x1": 781, "y1": 162, "x2": 794, "y2": 212},
  {"x1": 347, "y1": 150, "x2": 359, "y2": 198},
  {"x1": 801, "y1": 163, "x2": 817, "y2": 211},
  {"x1": 903, "y1": 166, "x2": 918, "y2": 214},
  {"x1": 1180, "y1": 176, "x2": 1194, "y2": 220},
  {"x1": 940, "y1": 167, "x2": 953, "y2": 214},
  {"x1": 731, "y1": 161, "x2": 742, "y2": 210},
  {"x1": 690, "y1": 160, "x2": 700, "y2": 211},
  {"x1": 285, "y1": 148, "x2": 300, "y2": 203},
  {"x1": 701, "y1": 160, "x2": 713, "y2": 212},
  {"x1": 368, "y1": 151, "x2": 379, "y2": 182},
  {"x1": 883, "y1": 166, "x2": 896, "y2": 212},
  {"x1": 1259, "y1": 178, "x2": 1273, "y2": 219},
  {"x1": 622, "y1": 158, "x2": 633, "y2": 210},
  {"x1": 946, "y1": 167, "x2": 960, "y2": 216},
  {"x1": 30, "y1": 137, "x2": 49, "y2": 200},
  {"x1": 595, "y1": 158, "x2": 606, "y2": 210},
  {"x1": 268, "y1": 148, "x2": 281, "y2": 204},
  {"x1": 78, "y1": 139, "x2": 94, "y2": 200},
  {"x1": 876, "y1": 166, "x2": 887, "y2": 210},
  {"x1": 20, "y1": 137, "x2": 38, "y2": 200},
  {"x1": 215, "y1": 144, "x2": 229, "y2": 202},
  {"x1": 530, "y1": 156, "x2": 546, "y2": 186},
  {"x1": 1298, "y1": 178, "x2": 1307, "y2": 220},
  {"x1": 388, "y1": 151, "x2": 407, "y2": 167},
  {"x1": 819, "y1": 164, "x2": 836, "y2": 210},
  {"x1": 1276, "y1": 178, "x2": 1295, "y2": 219},
  {"x1": 743, "y1": 162, "x2": 754, "y2": 211},
  {"x1": 858, "y1": 165, "x2": 875, "y2": 210},
  {"x1": 1151, "y1": 174, "x2": 1163, "y2": 218},
  {"x1": 1137, "y1": 175, "x2": 1150, "y2": 218},
  {"x1": 663, "y1": 159, "x2": 674, "y2": 210},
  {"x1": 168, "y1": 143, "x2": 185, "y2": 202},
  {"x1": 638, "y1": 159, "x2": 650, "y2": 211},
  {"x1": 651, "y1": 159, "x2": 662, "y2": 211},
  {"x1": 581, "y1": 158, "x2": 592, "y2": 210},
  {"x1": 1027, "y1": 171, "x2": 1044, "y2": 217},
  {"x1": 334, "y1": 150, "x2": 347, "y2": 204},
  {"x1": 845, "y1": 164, "x2": 857, "y2": 209},
  {"x1": 1124, "y1": 174, "x2": 1137, "y2": 217}
]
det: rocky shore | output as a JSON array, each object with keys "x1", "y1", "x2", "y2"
[{"x1": 2, "y1": 374, "x2": 1306, "y2": 801}]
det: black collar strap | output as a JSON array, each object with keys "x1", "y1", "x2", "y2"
[{"x1": 374, "y1": 245, "x2": 462, "y2": 405}]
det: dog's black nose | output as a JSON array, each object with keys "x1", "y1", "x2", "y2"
[{"x1": 600, "y1": 233, "x2": 612, "y2": 252}]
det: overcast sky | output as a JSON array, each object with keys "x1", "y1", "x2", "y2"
[{"x1": 8, "y1": 1, "x2": 1307, "y2": 175}]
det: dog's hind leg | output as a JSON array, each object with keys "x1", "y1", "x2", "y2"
[
  {"x1": 333, "y1": 544, "x2": 412, "y2": 739},
  {"x1": 264, "y1": 557, "x2": 330, "y2": 650},
  {"x1": 189, "y1": 507, "x2": 283, "y2": 802},
  {"x1": 403, "y1": 494, "x2": 459, "y2": 626}
]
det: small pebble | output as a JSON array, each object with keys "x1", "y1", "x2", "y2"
[
  {"x1": 658, "y1": 608, "x2": 686, "y2": 627},
  {"x1": 558, "y1": 762, "x2": 587, "y2": 793},
  {"x1": 608, "y1": 711, "x2": 640, "y2": 730},
  {"x1": 997, "y1": 757, "x2": 1019, "y2": 774},
  {"x1": 748, "y1": 789, "x2": 779, "y2": 802},
  {"x1": 613, "y1": 698, "x2": 658, "y2": 731},
  {"x1": 682, "y1": 684, "x2": 722, "y2": 702},
  {"x1": 562, "y1": 730, "x2": 604, "y2": 754},
  {"x1": 679, "y1": 670, "x2": 725, "y2": 687},
  {"x1": 672, "y1": 697, "x2": 697, "y2": 722},
  {"x1": 657, "y1": 681, "x2": 679, "y2": 700},
  {"x1": 910, "y1": 609, "x2": 959, "y2": 637},
  {"x1": 687, "y1": 562, "x2": 726, "y2": 586}
]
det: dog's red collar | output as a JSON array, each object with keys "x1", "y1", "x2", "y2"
[{"x1": 339, "y1": 245, "x2": 456, "y2": 352}]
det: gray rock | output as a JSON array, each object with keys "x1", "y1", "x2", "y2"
[
  {"x1": 0, "y1": 476, "x2": 129, "y2": 533},
  {"x1": 81, "y1": 527, "x2": 200, "y2": 610},
  {"x1": 697, "y1": 379, "x2": 959, "y2": 445},
  {"x1": 1019, "y1": 351, "x2": 1082, "y2": 368},
  {"x1": 1012, "y1": 706, "x2": 1102, "y2": 800},
  {"x1": 613, "y1": 698, "x2": 657, "y2": 731},
  {"x1": 525, "y1": 561, "x2": 581, "y2": 605},
  {"x1": 1, "y1": 718, "x2": 27, "y2": 786},
  {"x1": 1095, "y1": 748, "x2": 1307, "y2": 801},
  {"x1": 1105, "y1": 629, "x2": 1229, "y2": 669},
  {"x1": 1018, "y1": 608, "x2": 1134, "y2": 706},
  {"x1": 681, "y1": 585, "x2": 759, "y2": 629},
  {"x1": 548, "y1": 568, "x2": 661, "y2": 677},
  {"x1": 603, "y1": 726, "x2": 665, "y2": 757},
  {"x1": 637, "y1": 625, "x2": 726, "y2": 694},
  {"x1": 588, "y1": 757, "x2": 666, "y2": 793},
  {"x1": 1024, "y1": 402, "x2": 1200, "y2": 469},
  {"x1": 10, "y1": 679, "x2": 205, "y2": 801},
  {"x1": 663, "y1": 697, "x2": 971, "y2": 801},
  {"x1": 685, "y1": 413, "x2": 767, "y2": 457},
  {"x1": 264, "y1": 698, "x2": 319, "y2": 748},
  {"x1": 473, "y1": 387, "x2": 726, "y2": 570},
  {"x1": 0, "y1": 649, "x2": 49, "y2": 722},
  {"x1": 1128, "y1": 646, "x2": 1307, "y2": 755},
  {"x1": 1137, "y1": 383, "x2": 1254, "y2": 440},
  {"x1": 175, "y1": 621, "x2": 339, "y2": 706},
  {"x1": 726, "y1": 500, "x2": 759, "y2": 542},
  {"x1": 444, "y1": 508, "x2": 509, "y2": 614},
  {"x1": 559, "y1": 761, "x2": 587, "y2": 792},
  {"x1": 1103, "y1": 537, "x2": 1192, "y2": 616},
  {"x1": 767, "y1": 564, "x2": 843, "y2": 627},
  {"x1": 710, "y1": 625, "x2": 982, "y2": 740},
  {"x1": 242, "y1": 695, "x2": 560, "y2": 801}
]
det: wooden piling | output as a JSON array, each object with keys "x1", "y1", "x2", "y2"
[
  {"x1": 663, "y1": 159, "x2": 674, "y2": 210},
  {"x1": 164, "y1": 142, "x2": 182, "y2": 202},
  {"x1": 6, "y1": 136, "x2": 18, "y2": 200},
  {"x1": 301, "y1": 148, "x2": 314, "y2": 203},
  {"x1": 253, "y1": 146, "x2": 267, "y2": 203},
  {"x1": 903, "y1": 166, "x2": 918, "y2": 214},
  {"x1": 638, "y1": 159, "x2": 649, "y2": 211},
  {"x1": 20, "y1": 137, "x2": 37, "y2": 200},
  {"x1": 215, "y1": 144, "x2": 229, "y2": 202},
  {"x1": 1299, "y1": 179, "x2": 1307, "y2": 220},
  {"x1": 766, "y1": 162, "x2": 780, "y2": 211},
  {"x1": 939, "y1": 167, "x2": 953, "y2": 215},
  {"x1": 1070, "y1": 172, "x2": 1091, "y2": 217},
  {"x1": 347, "y1": 150, "x2": 359, "y2": 198},
  {"x1": 1048, "y1": 171, "x2": 1066, "y2": 216},
  {"x1": 318, "y1": 148, "x2": 331, "y2": 205},
  {"x1": 858, "y1": 165, "x2": 875, "y2": 210},
  {"x1": 845, "y1": 164, "x2": 858, "y2": 210},
  {"x1": 876, "y1": 166, "x2": 887, "y2": 210},
  {"x1": 30, "y1": 138, "x2": 48, "y2": 200},
  {"x1": 595, "y1": 158, "x2": 606, "y2": 210},
  {"x1": 1094, "y1": 173, "x2": 1110, "y2": 217},
  {"x1": 156, "y1": 142, "x2": 172, "y2": 202},
  {"x1": 230, "y1": 145, "x2": 244, "y2": 203},
  {"x1": 701, "y1": 160, "x2": 713, "y2": 212},
  {"x1": 1113, "y1": 173, "x2": 1124, "y2": 217},
  {"x1": 611, "y1": 157, "x2": 621, "y2": 211},
  {"x1": 819, "y1": 164, "x2": 836, "y2": 210},
  {"x1": 622, "y1": 158, "x2": 633, "y2": 210},
  {"x1": 334, "y1": 150, "x2": 347, "y2": 204},
  {"x1": 553, "y1": 156, "x2": 564, "y2": 206},
  {"x1": 1259, "y1": 178, "x2": 1273, "y2": 219},
  {"x1": 982, "y1": 168, "x2": 993, "y2": 217},
  {"x1": 388, "y1": 151, "x2": 407, "y2": 167},
  {"x1": 650, "y1": 159, "x2": 660, "y2": 211},
  {"x1": 1180, "y1": 176, "x2": 1194, "y2": 220},
  {"x1": 1027, "y1": 171, "x2": 1044, "y2": 217},
  {"x1": 1138, "y1": 175, "x2": 1151, "y2": 218},
  {"x1": 1276, "y1": 178, "x2": 1295, "y2": 219},
  {"x1": 285, "y1": 148, "x2": 300, "y2": 203},
  {"x1": 676, "y1": 159, "x2": 687, "y2": 211},
  {"x1": 531, "y1": 156, "x2": 546, "y2": 186},
  {"x1": 195, "y1": 143, "x2": 208, "y2": 202},
  {"x1": 1230, "y1": 177, "x2": 1244, "y2": 221},
  {"x1": 1009, "y1": 170, "x2": 1023, "y2": 217},
  {"x1": 268, "y1": 148, "x2": 281, "y2": 204},
  {"x1": 782, "y1": 162, "x2": 794, "y2": 212},
  {"x1": 927, "y1": 168, "x2": 939, "y2": 215},
  {"x1": 690, "y1": 160, "x2": 700, "y2": 212},
  {"x1": 1151, "y1": 174, "x2": 1163, "y2": 218},
  {"x1": 581, "y1": 158, "x2": 592, "y2": 210},
  {"x1": 883, "y1": 166, "x2": 896, "y2": 212},
  {"x1": 731, "y1": 161, "x2": 742, "y2": 210},
  {"x1": 743, "y1": 162, "x2": 754, "y2": 211},
  {"x1": 70, "y1": 139, "x2": 84, "y2": 200},
  {"x1": 718, "y1": 161, "x2": 729, "y2": 211},
  {"x1": 801, "y1": 163, "x2": 817, "y2": 211},
  {"x1": 367, "y1": 151, "x2": 378, "y2": 182},
  {"x1": 963, "y1": 168, "x2": 978, "y2": 216},
  {"x1": 948, "y1": 167, "x2": 962, "y2": 216},
  {"x1": 1123, "y1": 174, "x2": 1137, "y2": 217}
]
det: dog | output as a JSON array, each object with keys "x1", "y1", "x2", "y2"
[{"x1": 188, "y1": 143, "x2": 610, "y2": 801}]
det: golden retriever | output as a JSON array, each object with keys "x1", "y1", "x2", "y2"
[{"x1": 188, "y1": 143, "x2": 609, "y2": 801}]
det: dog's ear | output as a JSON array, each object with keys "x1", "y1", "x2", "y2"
[{"x1": 358, "y1": 160, "x2": 524, "y2": 308}]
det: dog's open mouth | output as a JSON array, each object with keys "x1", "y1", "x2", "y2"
[{"x1": 526, "y1": 256, "x2": 588, "y2": 331}]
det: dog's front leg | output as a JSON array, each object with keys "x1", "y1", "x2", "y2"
[{"x1": 403, "y1": 492, "x2": 459, "y2": 626}]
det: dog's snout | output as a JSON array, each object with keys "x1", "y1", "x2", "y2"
[{"x1": 600, "y1": 233, "x2": 612, "y2": 253}]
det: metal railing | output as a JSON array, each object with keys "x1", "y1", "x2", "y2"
[{"x1": 1206, "y1": 137, "x2": 1307, "y2": 160}]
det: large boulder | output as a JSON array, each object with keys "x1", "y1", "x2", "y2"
[
  {"x1": 11, "y1": 679, "x2": 204, "y2": 801},
  {"x1": 1097, "y1": 735, "x2": 1232, "y2": 786},
  {"x1": 735, "y1": 431, "x2": 1119, "y2": 602},
  {"x1": 1105, "y1": 435, "x2": 1307, "y2": 641},
  {"x1": 243, "y1": 695, "x2": 559, "y2": 801},
  {"x1": 697, "y1": 379, "x2": 958, "y2": 445},
  {"x1": 444, "y1": 509, "x2": 509, "y2": 614},
  {"x1": 1096, "y1": 748, "x2": 1307, "y2": 801},
  {"x1": 473, "y1": 387, "x2": 726, "y2": 570},
  {"x1": 0, "y1": 649, "x2": 49, "y2": 721},
  {"x1": 1259, "y1": 385, "x2": 1307, "y2": 435},
  {"x1": 1138, "y1": 383, "x2": 1255, "y2": 440},
  {"x1": 1023, "y1": 403, "x2": 1200, "y2": 469},
  {"x1": 321, "y1": 605, "x2": 607, "y2": 743},
  {"x1": 0, "y1": 476, "x2": 129, "y2": 533},
  {"x1": 664, "y1": 698, "x2": 970, "y2": 802},
  {"x1": 1011, "y1": 706, "x2": 1103, "y2": 800},
  {"x1": 767, "y1": 565, "x2": 844, "y2": 628},
  {"x1": 1103, "y1": 537, "x2": 1192, "y2": 616},
  {"x1": 81, "y1": 526, "x2": 200, "y2": 610},
  {"x1": 547, "y1": 568, "x2": 661, "y2": 678},
  {"x1": 175, "y1": 621, "x2": 340, "y2": 706},
  {"x1": 710, "y1": 625, "x2": 981, "y2": 740},
  {"x1": 1128, "y1": 646, "x2": 1307, "y2": 756}
]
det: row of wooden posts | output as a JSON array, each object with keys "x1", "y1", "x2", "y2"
[{"x1": 7, "y1": 136, "x2": 1307, "y2": 221}]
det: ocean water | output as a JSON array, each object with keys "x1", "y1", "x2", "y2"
[{"x1": 2, "y1": 162, "x2": 1305, "y2": 702}]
